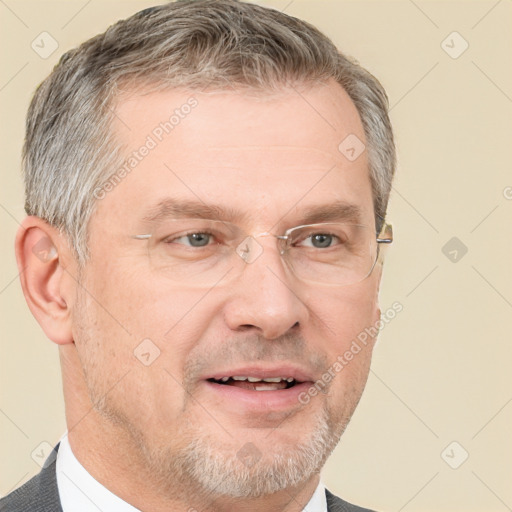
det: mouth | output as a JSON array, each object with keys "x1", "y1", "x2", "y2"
[
  {"x1": 207, "y1": 375, "x2": 298, "y2": 391},
  {"x1": 202, "y1": 366, "x2": 315, "y2": 411}
]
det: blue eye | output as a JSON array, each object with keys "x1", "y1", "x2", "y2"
[
  {"x1": 172, "y1": 232, "x2": 213, "y2": 247},
  {"x1": 309, "y1": 234, "x2": 335, "y2": 248},
  {"x1": 296, "y1": 232, "x2": 341, "y2": 249}
]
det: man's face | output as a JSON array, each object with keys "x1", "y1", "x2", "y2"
[{"x1": 71, "y1": 79, "x2": 382, "y2": 497}]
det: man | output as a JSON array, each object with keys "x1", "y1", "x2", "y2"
[{"x1": 1, "y1": 0, "x2": 395, "y2": 510}]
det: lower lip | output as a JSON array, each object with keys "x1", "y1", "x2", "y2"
[{"x1": 203, "y1": 380, "x2": 313, "y2": 411}]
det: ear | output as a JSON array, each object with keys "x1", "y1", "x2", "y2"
[{"x1": 15, "y1": 216, "x2": 76, "y2": 345}]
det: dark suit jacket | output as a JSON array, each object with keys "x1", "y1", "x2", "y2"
[{"x1": 0, "y1": 443, "x2": 375, "y2": 511}]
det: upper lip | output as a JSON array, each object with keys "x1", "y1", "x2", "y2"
[{"x1": 204, "y1": 364, "x2": 316, "y2": 383}]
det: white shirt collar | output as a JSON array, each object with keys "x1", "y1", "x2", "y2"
[
  {"x1": 56, "y1": 432, "x2": 140, "y2": 512},
  {"x1": 56, "y1": 432, "x2": 327, "y2": 512}
]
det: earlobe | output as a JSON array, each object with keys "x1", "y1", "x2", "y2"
[{"x1": 15, "y1": 217, "x2": 75, "y2": 345}]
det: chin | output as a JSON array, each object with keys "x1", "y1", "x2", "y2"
[{"x1": 144, "y1": 405, "x2": 345, "y2": 499}]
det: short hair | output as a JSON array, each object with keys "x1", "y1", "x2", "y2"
[{"x1": 23, "y1": 0, "x2": 396, "y2": 263}]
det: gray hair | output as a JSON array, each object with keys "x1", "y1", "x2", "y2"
[{"x1": 23, "y1": 0, "x2": 396, "y2": 263}]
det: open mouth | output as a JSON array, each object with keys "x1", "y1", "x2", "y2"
[{"x1": 207, "y1": 376, "x2": 299, "y2": 391}]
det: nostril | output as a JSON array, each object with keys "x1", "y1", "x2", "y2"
[{"x1": 238, "y1": 324, "x2": 257, "y2": 331}]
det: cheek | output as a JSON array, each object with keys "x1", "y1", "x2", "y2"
[
  {"x1": 82, "y1": 256, "x2": 207, "y2": 339},
  {"x1": 71, "y1": 274, "x2": 202, "y2": 432},
  {"x1": 306, "y1": 279, "x2": 380, "y2": 378},
  {"x1": 310, "y1": 278, "x2": 379, "y2": 336},
  {"x1": 130, "y1": 281, "x2": 218, "y2": 353}
]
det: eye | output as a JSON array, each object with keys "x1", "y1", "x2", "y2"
[
  {"x1": 296, "y1": 232, "x2": 342, "y2": 249},
  {"x1": 310, "y1": 233, "x2": 336, "y2": 248},
  {"x1": 168, "y1": 232, "x2": 214, "y2": 247}
]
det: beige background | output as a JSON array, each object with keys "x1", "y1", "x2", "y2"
[{"x1": 1, "y1": 1, "x2": 511, "y2": 510}]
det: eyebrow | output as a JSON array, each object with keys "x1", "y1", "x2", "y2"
[
  {"x1": 140, "y1": 198, "x2": 364, "y2": 227},
  {"x1": 141, "y1": 198, "x2": 252, "y2": 225},
  {"x1": 298, "y1": 202, "x2": 363, "y2": 225}
]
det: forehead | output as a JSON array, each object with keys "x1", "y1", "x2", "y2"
[
  {"x1": 114, "y1": 79, "x2": 364, "y2": 152},
  {"x1": 94, "y1": 80, "x2": 374, "y2": 231}
]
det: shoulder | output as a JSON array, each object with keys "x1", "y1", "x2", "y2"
[
  {"x1": 0, "y1": 444, "x2": 63, "y2": 512},
  {"x1": 326, "y1": 488, "x2": 377, "y2": 512}
]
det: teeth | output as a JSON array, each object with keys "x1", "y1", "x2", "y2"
[
  {"x1": 221, "y1": 376, "x2": 295, "y2": 383},
  {"x1": 254, "y1": 385, "x2": 278, "y2": 391}
]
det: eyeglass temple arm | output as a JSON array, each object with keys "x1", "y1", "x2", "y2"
[{"x1": 376, "y1": 223, "x2": 393, "y2": 244}]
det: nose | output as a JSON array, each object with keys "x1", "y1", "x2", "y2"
[{"x1": 222, "y1": 239, "x2": 309, "y2": 340}]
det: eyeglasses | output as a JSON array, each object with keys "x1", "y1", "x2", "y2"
[{"x1": 133, "y1": 219, "x2": 393, "y2": 287}]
